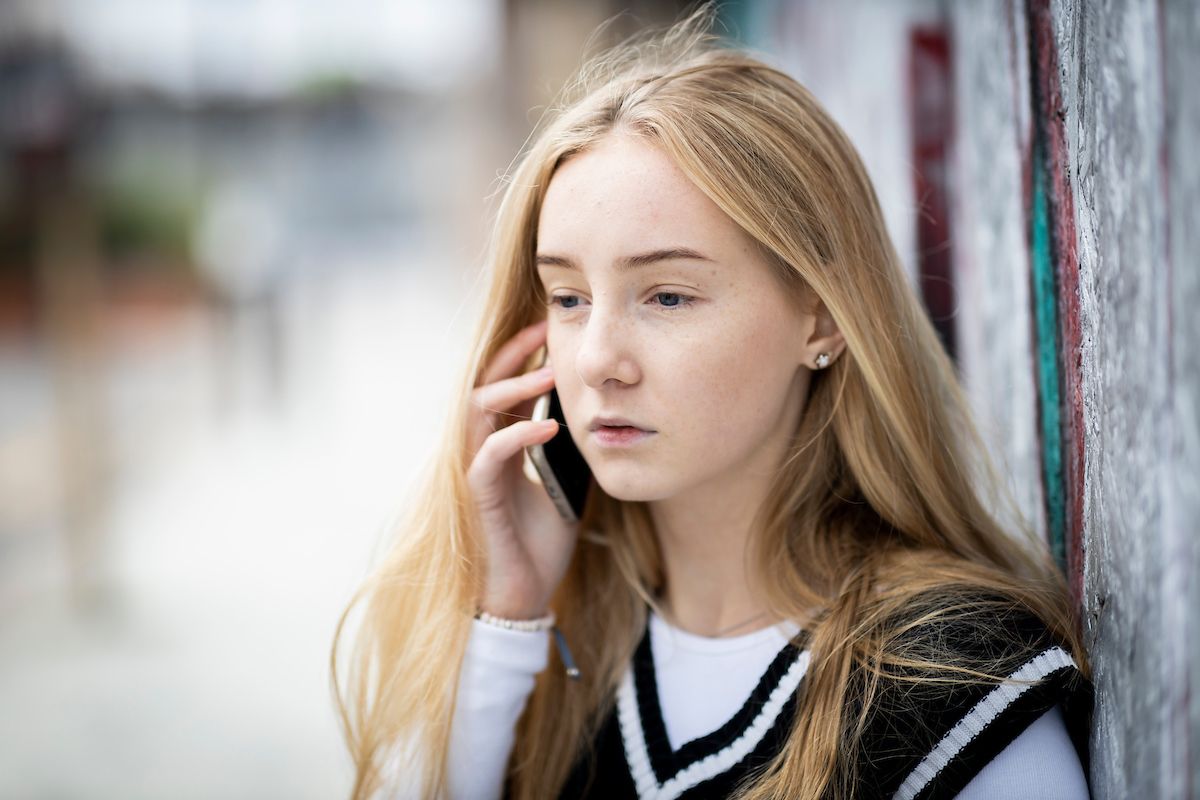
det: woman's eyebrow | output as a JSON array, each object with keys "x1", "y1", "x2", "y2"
[{"x1": 534, "y1": 247, "x2": 714, "y2": 271}]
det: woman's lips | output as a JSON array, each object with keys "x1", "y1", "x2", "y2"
[{"x1": 591, "y1": 425, "x2": 656, "y2": 447}]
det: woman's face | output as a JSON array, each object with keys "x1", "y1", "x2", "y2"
[{"x1": 535, "y1": 133, "x2": 819, "y2": 503}]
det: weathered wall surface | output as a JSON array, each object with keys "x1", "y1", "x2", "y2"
[
  {"x1": 1047, "y1": 0, "x2": 1198, "y2": 795},
  {"x1": 755, "y1": 0, "x2": 1199, "y2": 796}
]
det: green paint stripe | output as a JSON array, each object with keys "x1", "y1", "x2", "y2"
[{"x1": 1031, "y1": 133, "x2": 1067, "y2": 571}]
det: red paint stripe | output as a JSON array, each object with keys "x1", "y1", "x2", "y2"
[{"x1": 908, "y1": 25, "x2": 958, "y2": 362}]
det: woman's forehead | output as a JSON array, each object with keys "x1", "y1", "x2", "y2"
[{"x1": 537, "y1": 137, "x2": 750, "y2": 269}]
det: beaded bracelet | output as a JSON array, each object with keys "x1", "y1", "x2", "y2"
[
  {"x1": 474, "y1": 608, "x2": 556, "y2": 632},
  {"x1": 472, "y1": 608, "x2": 581, "y2": 681}
]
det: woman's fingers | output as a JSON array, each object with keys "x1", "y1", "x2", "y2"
[
  {"x1": 467, "y1": 418, "x2": 559, "y2": 499},
  {"x1": 467, "y1": 320, "x2": 555, "y2": 451},
  {"x1": 478, "y1": 320, "x2": 547, "y2": 387},
  {"x1": 471, "y1": 366, "x2": 555, "y2": 422}
]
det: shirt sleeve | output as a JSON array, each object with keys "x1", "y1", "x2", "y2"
[
  {"x1": 445, "y1": 619, "x2": 549, "y2": 800},
  {"x1": 953, "y1": 703, "x2": 1090, "y2": 799}
]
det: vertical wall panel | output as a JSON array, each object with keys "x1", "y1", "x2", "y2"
[
  {"x1": 948, "y1": 2, "x2": 1047, "y2": 546},
  {"x1": 1048, "y1": 0, "x2": 1174, "y2": 795},
  {"x1": 1161, "y1": 3, "x2": 1199, "y2": 797},
  {"x1": 1029, "y1": 0, "x2": 1086, "y2": 595}
]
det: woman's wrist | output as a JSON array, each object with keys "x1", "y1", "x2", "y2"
[
  {"x1": 476, "y1": 589, "x2": 551, "y2": 623},
  {"x1": 470, "y1": 604, "x2": 581, "y2": 681}
]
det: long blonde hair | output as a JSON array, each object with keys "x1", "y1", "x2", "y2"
[{"x1": 331, "y1": 6, "x2": 1088, "y2": 799}]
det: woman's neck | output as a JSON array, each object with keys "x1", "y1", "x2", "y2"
[
  {"x1": 646, "y1": 414, "x2": 813, "y2": 637},
  {"x1": 649, "y1": 492, "x2": 777, "y2": 638}
]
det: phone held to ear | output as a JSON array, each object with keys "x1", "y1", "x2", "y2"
[{"x1": 523, "y1": 351, "x2": 592, "y2": 523}]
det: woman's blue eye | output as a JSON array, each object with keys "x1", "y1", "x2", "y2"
[
  {"x1": 653, "y1": 292, "x2": 687, "y2": 308},
  {"x1": 549, "y1": 295, "x2": 581, "y2": 310},
  {"x1": 546, "y1": 292, "x2": 694, "y2": 310}
]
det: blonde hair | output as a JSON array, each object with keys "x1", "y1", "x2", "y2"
[{"x1": 331, "y1": 6, "x2": 1089, "y2": 799}]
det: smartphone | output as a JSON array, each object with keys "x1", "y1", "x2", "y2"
[{"x1": 523, "y1": 351, "x2": 592, "y2": 522}]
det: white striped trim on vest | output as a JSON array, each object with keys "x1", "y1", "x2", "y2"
[
  {"x1": 892, "y1": 645, "x2": 1078, "y2": 800},
  {"x1": 615, "y1": 648, "x2": 811, "y2": 800}
]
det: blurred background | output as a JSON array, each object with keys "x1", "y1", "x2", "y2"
[
  {"x1": 0, "y1": 1, "x2": 711, "y2": 796},
  {"x1": 0, "y1": 1, "x2": 1195, "y2": 798}
]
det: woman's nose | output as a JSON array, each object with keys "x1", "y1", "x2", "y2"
[{"x1": 573, "y1": 305, "x2": 640, "y2": 388}]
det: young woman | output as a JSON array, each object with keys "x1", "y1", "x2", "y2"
[{"x1": 332, "y1": 6, "x2": 1094, "y2": 799}]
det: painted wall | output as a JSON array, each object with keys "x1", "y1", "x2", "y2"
[
  {"x1": 752, "y1": 0, "x2": 1199, "y2": 796},
  {"x1": 1047, "y1": 2, "x2": 1199, "y2": 796}
]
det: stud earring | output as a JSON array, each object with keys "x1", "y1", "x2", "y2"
[{"x1": 815, "y1": 352, "x2": 831, "y2": 369}]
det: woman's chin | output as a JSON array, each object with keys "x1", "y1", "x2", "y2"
[{"x1": 591, "y1": 469, "x2": 675, "y2": 503}]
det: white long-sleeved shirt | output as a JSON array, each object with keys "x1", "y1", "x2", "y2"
[{"x1": 438, "y1": 610, "x2": 1090, "y2": 799}]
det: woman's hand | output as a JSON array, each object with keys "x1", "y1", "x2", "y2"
[{"x1": 466, "y1": 319, "x2": 581, "y2": 621}]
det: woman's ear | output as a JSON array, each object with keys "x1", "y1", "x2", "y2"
[{"x1": 804, "y1": 299, "x2": 845, "y2": 369}]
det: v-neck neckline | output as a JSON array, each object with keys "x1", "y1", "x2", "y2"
[
  {"x1": 647, "y1": 608, "x2": 799, "y2": 654},
  {"x1": 617, "y1": 611, "x2": 813, "y2": 796}
]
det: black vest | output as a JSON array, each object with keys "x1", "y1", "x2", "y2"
[{"x1": 549, "y1": 605, "x2": 1092, "y2": 799}]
